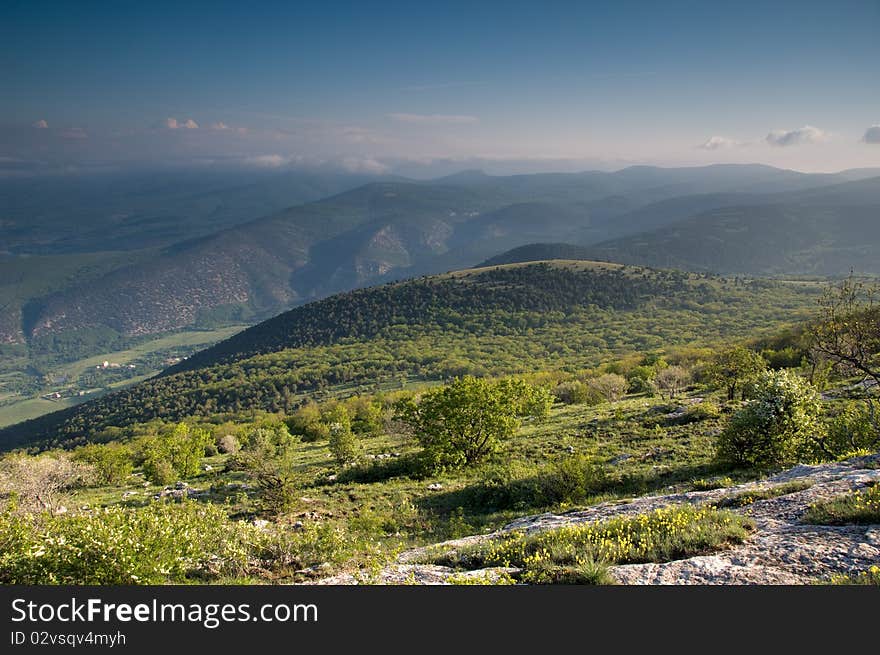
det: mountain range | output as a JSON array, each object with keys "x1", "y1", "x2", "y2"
[{"x1": 4, "y1": 164, "x2": 879, "y2": 354}]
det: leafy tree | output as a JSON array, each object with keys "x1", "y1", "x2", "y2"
[
  {"x1": 139, "y1": 422, "x2": 212, "y2": 484},
  {"x1": 325, "y1": 404, "x2": 360, "y2": 466},
  {"x1": 587, "y1": 373, "x2": 628, "y2": 403},
  {"x1": 654, "y1": 365, "x2": 691, "y2": 399},
  {"x1": 394, "y1": 376, "x2": 547, "y2": 471},
  {"x1": 809, "y1": 275, "x2": 880, "y2": 436},
  {"x1": 286, "y1": 401, "x2": 330, "y2": 442},
  {"x1": 72, "y1": 443, "x2": 133, "y2": 485},
  {"x1": 707, "y1": 347, "x2": 767, "y2": 401},
  {"x1": 347, "y1": 396, "x2": 385, "y2": 436},
  {"x1": 716, "y1": 369, "x2": 823, "y2": 468}
]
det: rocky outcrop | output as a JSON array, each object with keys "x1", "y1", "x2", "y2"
[{"x1": 319, "y1": 453, "x2": 880, "y2": 585}]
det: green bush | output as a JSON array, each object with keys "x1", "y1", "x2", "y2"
[
  {"x1": 821, "y1": 402, "x2": 879, "y2": 458},
  {"x1": 715, "y1": 369, "x2": 822, "y2": 468},
  {"x1": 538, "y1": 454, "x2": 608, "y2": 505},
  {"x1": 72, "y1": 443, "x2": 134, "y2": 486},
  {"x1": 138, "y1": 422, "x2": 213, "y2": 484},
  {"x1": 676, "y1": 401, "x2": 721, "y2": 425},
  {"x1": 347, "y1": 396, "x2": 385, "y2": 436},
  {"x1": 326, "y1": 404, "x2": 360, "y2": 466},
  {"x1": 286, "y1": 402, "x2": 330, "y2": 442}
]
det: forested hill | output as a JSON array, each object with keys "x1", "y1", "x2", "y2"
[
  {"x1": 164, "y1": 260, "x2": 668, "y2": 373},
  {"x1": 479, "y1": 243, "x2": 597, "y2": 267},
  {"x1": 0, "y1": 261, "x2": 822, "y2": 451}
]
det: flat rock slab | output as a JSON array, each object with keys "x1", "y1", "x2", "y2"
[{"x1": 321, "y1": 453, "x2": 880, "y2": 585}]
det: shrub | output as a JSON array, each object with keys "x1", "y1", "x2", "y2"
[
  {"x1": 286, "y1": 402, "x2": 330, "y2": 442},
  {"x1": 143, "y1": 457, "x2": 175, "y2": 486},
  {"x1": 326, "y1": 405, "x2": 360, "y2": 466},
  {"x1": 673, "y1": 401, "x2": 721, "y2": 425},
  {"x1": 240, "y1": 423, "x2": 296, "y2": 460},
  {"x1": 553, "y1": 380, "x2": 593, "y2": 405},
  {"x1": 72, "y1": 443, "x2": 133, "y2": 486},
  {"x1": 587, "y1": 374, "x2": 628, "y2": 403},
  {"x1": 538, "y1": 454, "x2": 608, "y2": 505},
  {"x1": 217, "y1": 434, "x2": 240, "y2": 454},
  {"x1": 715, "y1": 369, "x2": 823, "y2": 468},
  {"x1": 654, "y1": 366, "x2": 691, "y2": 399},
  {"x1": 347, "y1": 396, "x2": 385, "y2": 436},
  {"x1": 626, "y1": 365, "x2": 657, "y2": 395},
  {"x1": 821, "y1": 402, "x2": 880, "y2": 458},
  {"x1": 138, "y1": 422, "x2": 213, "y2": 484},
  {"x1": 0, "y1": 453, "x2": 93, "y2": 512}
]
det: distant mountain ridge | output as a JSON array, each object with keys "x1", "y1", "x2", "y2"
[{"x1": 5, "y1": 165, "x2": 879, "y2": 351}]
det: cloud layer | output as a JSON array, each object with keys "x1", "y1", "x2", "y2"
[{"x1": 765, "y1": 125, "x2": 827, "y2": 147}]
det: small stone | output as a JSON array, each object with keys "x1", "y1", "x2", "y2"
[{"x1": 427, "y1": 483, "x2": 443, "y2": 491}]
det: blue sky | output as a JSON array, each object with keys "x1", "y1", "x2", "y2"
[{"x1": 2, "y1": 0, "x2": 879, "y2": 175}]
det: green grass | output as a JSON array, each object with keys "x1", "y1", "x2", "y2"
[
  {"x1": 0, "y1": 397, "x2": 85, "y2": 428},
  {"x1": 715, "y1": 481, "x2": 813, "y2": 509},
  {"x1": 801, "y1": 483, "x2": 880, "y2": 525},
  {"x1": 39, "y1": 390, "x2": 750, "y2": 576},
  {"x1": 423, "y1": 505, "x2": 753, "y2": 581}
]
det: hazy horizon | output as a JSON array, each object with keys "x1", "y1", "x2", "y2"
[{"x1": 2, "y1": 0, "x2": 879, "y2": 177}]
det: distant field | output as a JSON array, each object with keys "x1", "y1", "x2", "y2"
[{"x1": 0, "y1": 325, "x2": 246, "y2": 428}]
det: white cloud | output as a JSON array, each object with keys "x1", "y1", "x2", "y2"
[
  {"x1": 387, "y1": 113, "x2": 479, "y2": 125},
  {"x1": 242, "y1": 154, "x2": 288, "y2": 168},
  {"x1": 862, "y1": 125, "x2": 880, "y2": 144},
  {"x1": 340, "y1": 157, "x2": 389, "y2": 174},
  {"x1": 158, "y1": 117, "x2": 199, "y2": 129},
  {"x1": 31, "y1": 119, "x2": 49, "y2": 128},
  {"x1": 765, "y1": 125, "x2": 828, "y2": 147},
  {"x1": 699, "y1": 136, "x2": 739, "y2": 150},
  {"x1": 209, "y1": 122, "x2": 229, "y2": 130}
]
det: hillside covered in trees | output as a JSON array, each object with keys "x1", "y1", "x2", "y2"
[{"x1": 0, "y1": 260, "x2": 823, "y2": 450}]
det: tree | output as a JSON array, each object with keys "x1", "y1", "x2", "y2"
[
  {"x1": 587, "y1": 373, "x2": 628, "y2": 403},
  {"x1": 139, "y1": 422, "x2": 212, "y2": 485},
  {"x1": 286, "y1": 401, "x2": 330, "y2": 442},
  {"x1": 809, "y1": 275, "x2": 880, "y2": 436},
  {"x1": 707, "y1": 347, "x2": 767, "y2": 401},
  {"x1": 654, "y1": 365, "x2": 691, "y2": 399},
  {"x1": 0, "y1": 453, "x2": 93, "y2": 512},
  {"x1": 394, "y1": 376, "x2": 547, "y2": 471},
  {"x1": 72, "y1": 443, "x2": 133, "y2": 485},
  {"x1": 715, "y1": 369, "x2": 823, "y2": 468},
  {"x1": 325, "y1": 404, "x2": 360, "y2": 466}
]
